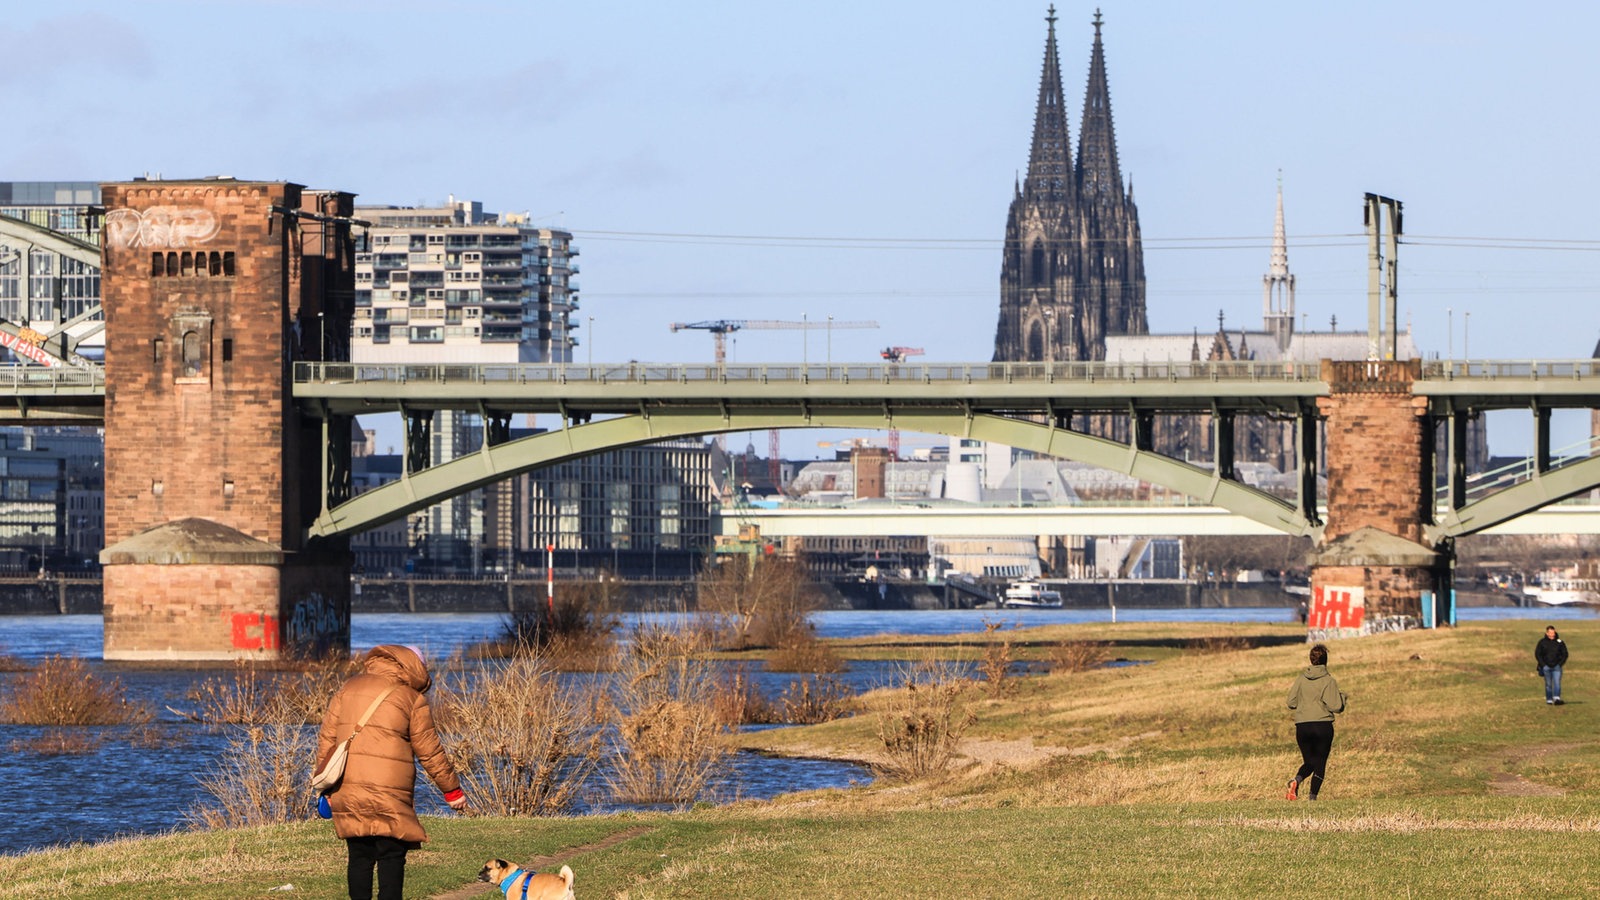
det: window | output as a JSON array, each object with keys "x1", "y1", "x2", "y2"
[{"x1": 182, "y1": 331, "x2": 202, "y2": 377}]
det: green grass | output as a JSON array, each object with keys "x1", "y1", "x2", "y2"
[{"x1": 4, "y1": 619, "x2": 1597, "y2": 898}]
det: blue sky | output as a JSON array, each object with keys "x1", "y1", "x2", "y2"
[{"x1": 9, "y1": 1, "x2": 1599, "y2": 457}]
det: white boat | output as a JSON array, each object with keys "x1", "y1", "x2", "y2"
[
  {"x1": 1523, "y1": 578, "x2": 1600, "y2": 607},
  {"x1": 1002, "y1": 580, "x2": 1063, "y2": 608}
]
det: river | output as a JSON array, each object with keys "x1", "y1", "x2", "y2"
[{"x1": 0, "y1": 605, "x2": 1588, "y2": 856}]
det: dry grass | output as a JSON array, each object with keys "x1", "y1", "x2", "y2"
[
  {"x1": 8, "y1": 730, "x2": 101, "y2": 755},
  {"x1": 433, "y1": 649, "x2": 604, "y2": 817},
  {"x1": 603, "y1": 623, "x2": 730, "y2": 805},
  {"x1": 482, "y1": 581, "x2": 621, "y2": 669},
  {"x1": 766, "y1": 632, "x2": 846, "y2": 673},
  {"x1": 0, "y1": 655, "x2": 152, "y2": 725},
  {"x1": 176, "y1": 657, "x2": 354, "y2": 725},
  {"x1": 710, "y1": 665, "x2": 784, "y2": 726}
]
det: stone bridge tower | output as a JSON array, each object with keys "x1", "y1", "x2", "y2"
[
  {"x1": 1310, "y1": 360, "x2": 1449, "y2": 636},
  {"x1": 98, "y1": 179, "x2": 355, "y2": 660}
]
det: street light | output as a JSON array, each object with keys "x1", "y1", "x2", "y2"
[
  {"x1": 802, "y1": 312, "x2": 809, "y2": 366},
  {"x1": 1042, "y1": 308, "x2": 1055, "y2": 363},
  {"x1": 1447, "y1": 307, "x2": 1453, "y2": 359},
  {"x1": 1464, "y1": 311, "x2": 1471, "y2": 359},
  {"x1": 586, "y1": 315, "x2": 593, "y2": 367},
  {"x1": 827, "y1": 315, "x2": 833, "y2": 366}
]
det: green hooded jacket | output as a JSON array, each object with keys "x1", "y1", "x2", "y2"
[{"x1": 1287, "y1": 664, "x2": 1347, "y2": 724}]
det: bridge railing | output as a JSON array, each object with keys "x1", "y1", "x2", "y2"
[
  {"x1": 293, "y1": 359, "x2": 1328, "y2": 386},
  {"x1": 0, "y1": 365, "x2": 104, "y2": 390},
  {"x1": 1419, "y1": 359, "x2": 1600, "y2": 380}
]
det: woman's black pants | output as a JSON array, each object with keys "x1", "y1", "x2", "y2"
[
  {"x1": 347, "y1": 836, "x2": 409, "y2": 900},
  {"x1": 1294, "y1": 721, "x2": 1335, "y2": 798}
]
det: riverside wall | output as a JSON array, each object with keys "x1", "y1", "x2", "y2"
[{"x1": 0, "y1": 577, "x2": 1522, "y2": 616}]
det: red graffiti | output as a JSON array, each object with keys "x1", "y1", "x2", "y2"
[
  {"x1": 1309, "y1": 585, "x2": 1365, "y2": 630},
  {"x1": 229, "y1": 612, "x2": 280, "y2": 650}
]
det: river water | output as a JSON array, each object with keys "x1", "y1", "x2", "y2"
[{"x1": 0, "y1": 605, "x2": 1587, "y2": 856}]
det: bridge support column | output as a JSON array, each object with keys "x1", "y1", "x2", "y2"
[
  {"x1": 98, "y1": 180, "x2": 355, "y2": 660},
  {"x1": 1310, "y1": 360, "x2": 1450, "y2": 638}
]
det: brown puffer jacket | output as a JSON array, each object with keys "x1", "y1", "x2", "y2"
[{"x1": 315, "y1": 645, "x2": 460, "y2": 843}]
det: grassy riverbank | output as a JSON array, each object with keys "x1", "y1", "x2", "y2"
[{"x1": 4, "y1": 619, "x2": 1596, "y2": 898}]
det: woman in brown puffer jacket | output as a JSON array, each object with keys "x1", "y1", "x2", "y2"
[{"x1": 316, "y1": 644, "x2": 467, "y2": 900}]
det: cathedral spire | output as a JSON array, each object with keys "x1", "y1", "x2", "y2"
[
  {"x1": 1024, "y1": 5, "x2": 1073, "y2": 202},
  {"x1": 1075, "y1": 9, "x2": 1123, "y2": 200},
  {"x1": 1262, "y1": 172, "x2": 1296, "y2": 349}
]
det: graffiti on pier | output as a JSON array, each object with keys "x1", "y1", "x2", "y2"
[
  {"x1": 1307, "y1": 585, "x2": 1365, "y2": 641},
  {"x1": 286, "y1": 592, "x2": 345, "y2": 655},
  {"x1": 106, "y1": 206, "x2": 221, "y2": 249},
  {"x1": 229, "y1": 611, "x2": 279, "y2": 651}
]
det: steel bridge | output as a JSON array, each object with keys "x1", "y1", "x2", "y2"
[{"x1": 3, "y1": 357, "x2": 1598, "y2": 546}]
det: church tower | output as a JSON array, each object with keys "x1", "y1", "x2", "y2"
[
  {"x1": 1262, "y1": 175, "x2": 1296, "y2": 350},
  {"x1": 995, "y1": 8, "x2": 1145, "y2": 363}
]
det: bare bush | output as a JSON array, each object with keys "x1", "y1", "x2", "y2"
[
  {"x1": 709, "y1": 665, "x2": 783, "y2": 727},
  {"x1": 779, "y1": 676, "x2": 855, "y2": 725},
  {"x1": 1186, "y1": 635, "x2": 1249, "y2": 654},
  {"x1": 433, "y1": 650, "x2": 603, "y2": 817},
  {"x1": 696, "y1": 557, "x2": 823, "y2": 650},
  {"x1": 9, "y1": 731, "x2": 100, "y2": 755},
  {"x1": 176, "y1": 657, "x2": 354, "y2": 726},
  {"x1": 1048, "y1": 640, "x2": 1109, "y2": 674},
  {"x1": 602, "y1": 624, "x2": 730, "y2": 805},
  {"x1": 0, "y1": 656, "x2": 151, "y2": 726},
  {"x1": 872, "y1": 659, "x2": 975, "y2": 781},
  {"x1": 481, "y1": 581, "x2": 620, "y2": 670},
  {"x1": 191, "y1": 693, "x2": 318, "y2": 829},
  {"x1": 977, "y1": 619, "x2": 1015, "y2": 697},
  {"x1": 766, "y1": 632, "x2": 846, "y2": 674}
]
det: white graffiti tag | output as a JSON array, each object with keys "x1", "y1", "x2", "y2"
[{"x1": 105, "y1": 207, "x2": 221, "y2": 249}]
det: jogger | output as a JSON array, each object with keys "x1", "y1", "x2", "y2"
[{"x1": 1286, "y1": 643, "x2": 1346, "y2": 800}]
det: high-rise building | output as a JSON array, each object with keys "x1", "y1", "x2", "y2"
[
  {"x1": 994, "y1": 9, "x2": 1146, "y2": 364},
  {"x1": 0, "y1": 181, "x2": 103, "y2": 348},
  {"x1": 349, "y1": 200, "x2": 582, "y2": 573}
]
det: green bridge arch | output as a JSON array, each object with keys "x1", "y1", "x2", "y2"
[{"x1": 308, "y1": 408, "x2": 1320, "y2": 541}]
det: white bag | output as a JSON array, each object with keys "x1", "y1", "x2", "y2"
[{"x1": 311, "y1": 686, "x2": 395, "y2": 793}]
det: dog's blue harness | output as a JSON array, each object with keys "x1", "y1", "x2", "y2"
[{"x1": 498, "y1": 868, "x2": 536, "y2": 900}]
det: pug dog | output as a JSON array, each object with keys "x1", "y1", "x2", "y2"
[{"x1": 476, "y1": 859, "x2": 575, "y2": 900}]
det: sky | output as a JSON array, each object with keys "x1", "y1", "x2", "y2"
[{"x1": 9, "y1": 1, "x2": 1600, "y2": 458}]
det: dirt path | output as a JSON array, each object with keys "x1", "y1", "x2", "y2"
[
  {"x1": 429, "y1": 826, "x2": 653, "y2": 899},
  {"x1": 1485, "y1": 741, "x2": 1579, "y2": 797}
]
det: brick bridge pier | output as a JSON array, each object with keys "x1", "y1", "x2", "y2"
[
  {"x1": 1309, "y1": 359, "x2": 1451, "y2": 637},
  {"x1": 98, "y1": 179, "x2": 355, "y2": 660}
]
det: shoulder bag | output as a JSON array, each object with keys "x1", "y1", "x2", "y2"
[{"x1": 311, "y1": 686, "x2": 396, "y2": 793}]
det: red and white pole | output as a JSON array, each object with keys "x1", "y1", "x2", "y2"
[{"x1": 546, "y1": 544, "x2": 555, "y2": 614}]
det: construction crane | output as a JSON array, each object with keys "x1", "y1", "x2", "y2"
[
  {"x1": 671, "y1": 318, "x2": 878, "y2": 486},
  {"x1": 670, "y1": 319, "x2": 878, "y2": 365},
  {"x1": 879, "y1": 347, "x2": 924, "y2": 456}
]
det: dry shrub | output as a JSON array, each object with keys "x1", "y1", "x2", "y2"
[
  {"x1": 697, "y1": 557, "x2": 822, "y2": 650},
  {"x1": 434, "y1": 650, "x2": 602, "y2": 817},
  {"x1": 779, "y1": 676, "x2": 855, "y2": 725},
  {"x1": 1186, "y1": 635, "x2": 1250, "y2": 654},
  {"x1": 710, "y1": 665, "x2": 783, "y2": 727},
  {"x1": 177, "y1": 656, "x2": 355, "y2": 725},
  {"x1": 191, "y1": 692, "x2": 317, "y2": 829},
  {"x1": 603, "y1": 624, "x2": 729, "y2": 805},
  {"x1": 9, "y1": 731, "x2": 100, "y2": 755},
  {"x1": 0, "y1": 652, "x2": 26, "y2": 673},
  {"x1": 0, "y1": 655, "x2": 151, "y2": 725},
  {"x1": 1049, "y1": 640, "x2": 1109, "y2": 674},
  {"x1": 766, "y1": 632, "x2": 846, "y2": 674},
  {"x1": 483, "y1": 581, "x2": 620, "y2": 669},
  {"x1": 872, "y1": 658, "x2": 976, "y2": 781},
  {"x1": 977, "y1": 619, "x2": 1015, "y2": 697}
]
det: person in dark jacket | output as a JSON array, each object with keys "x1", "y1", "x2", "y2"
[
  {"x1": 1285, "y1": 643, "x2": 1346, "y2": 801},
  {"x1": 1535, "y1": 625, "x2": 1569, "y2": 705},
  {"x1": 316, "y1": 645, "x2": 467, "y2": 900}
]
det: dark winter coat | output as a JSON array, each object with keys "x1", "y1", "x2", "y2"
[
  {"x1": 1536, "y1": 635, "x2": 1569, "y2": 670},
  {"x1": 315, "y1": 645, "x2": 460, "y2": 844}
]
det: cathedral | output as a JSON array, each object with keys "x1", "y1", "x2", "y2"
[
  {"x1": 993, "y1": 7, "x2": 1146, "y2": 364},
  {"x1": 992, "y1": 10, "x2": 1485, "y2": 478}
]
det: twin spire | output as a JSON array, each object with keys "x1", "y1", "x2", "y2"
[{"x1": 1024, "y1": 7, "x2": 1124, "y2": 204}]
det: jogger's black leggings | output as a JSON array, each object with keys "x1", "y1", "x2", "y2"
[
  {"x1": 1294, "y1": 720, "x2": 1335, "y2": 797},
  {"x1": 347, "y1": 836, "x2": 408, "y2": 900}
]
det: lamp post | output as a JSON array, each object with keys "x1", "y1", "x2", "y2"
[
  {"x1": 1464, "y1": 311, "x2": 1470, "y2": 359},
  {"x1": 827, "y1": 314, "x2": 833, "y2": 366},
  {"x1": 1447, "y1": 307, "x2": 1453, "y2": 360},
  {"x1": 1042, "y1": 308, "x2": 1055, "y2": 363},
  {"x1": 802, "y1": 313, "x2": 809, "y2": 366},
  {"x1": 586, "y1": 316, "x2": 593, "y2": 367}
]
